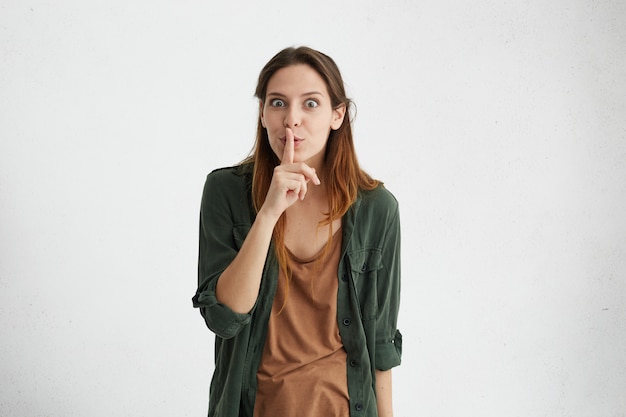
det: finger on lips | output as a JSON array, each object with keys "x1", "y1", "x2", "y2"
[
  {"x1": 279, "y1": 127, "x2": 321, "y2": 193},
  {"x1": 281, "y1": 128, "x2": 295, "y2": 165}
]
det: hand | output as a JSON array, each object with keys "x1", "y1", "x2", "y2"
[{"x1": 259, "y1": 128, "x2": 320, "y2": 220}]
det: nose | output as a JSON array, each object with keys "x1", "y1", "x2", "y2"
[{"x1": 283, "y1": 106, "x2": 301, "y2": 128}]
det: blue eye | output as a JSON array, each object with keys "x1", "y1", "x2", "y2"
[
  {"x1": 305, "y1": 99, "x2": 319, "y2": 108},
  {"x1": 270, "y1": 99, "x2": 286, "y2": 107}
]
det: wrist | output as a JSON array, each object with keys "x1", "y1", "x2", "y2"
[
  {"x1": 256, "y1": 204, "x2": 283, "y2": 224},
  {"x1": 255, "y1": 208, "x2": 281, "y2": 230}
]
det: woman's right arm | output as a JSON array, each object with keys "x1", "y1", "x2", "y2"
[
  {"x1": 214, "y1": 210, "x2": 277, "y2": 314},
  {"x1": 214, "y1": 128, "x2": 319, "y2": 314}
]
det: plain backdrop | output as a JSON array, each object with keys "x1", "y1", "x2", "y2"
[{"x1": 1, "y1": 1, "x2": 625, "y2": 416}]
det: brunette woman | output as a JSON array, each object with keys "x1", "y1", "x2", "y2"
[{"x1": 193, "y1": 46, "x2": 402, "y2": 417}]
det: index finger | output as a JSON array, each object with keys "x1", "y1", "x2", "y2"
[{"x1": 281, "y1": 128, "x2": 294, "y2": 165}]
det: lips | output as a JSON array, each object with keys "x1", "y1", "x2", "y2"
[{"x1": 279, "y1": 136, "x2": 304, "y2": 146}]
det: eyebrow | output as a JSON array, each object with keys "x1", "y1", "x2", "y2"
[{"x1": 266, "y1": 91, "x2": 325, "y2": 98}]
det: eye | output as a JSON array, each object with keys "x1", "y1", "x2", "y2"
[
  {"x1": 304, "y1": 99, "x2": 319, "y2": 108},
  {"x1": 270, "y1": 98, "x2": 286, "y2": 108}
]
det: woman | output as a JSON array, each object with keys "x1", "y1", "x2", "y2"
[{"x1": 193, "y1": 46, "x2": 402, "y2": 417}]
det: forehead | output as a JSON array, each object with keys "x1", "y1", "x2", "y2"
[{"x1": 266, "y1": 64, "x2": 329, "y2": 96}]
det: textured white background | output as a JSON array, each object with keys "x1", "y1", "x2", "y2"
[{"x1": 1, "y1": 1, "x2": 625, "y2": 416}]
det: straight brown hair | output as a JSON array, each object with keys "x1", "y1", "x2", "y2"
[{"x1": 242, "y1": 46, "x2": 380, "y2": 306}]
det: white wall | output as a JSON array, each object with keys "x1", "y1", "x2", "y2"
[{"x1": 1, "y1": 1, "x2": 625, "y2": 416}]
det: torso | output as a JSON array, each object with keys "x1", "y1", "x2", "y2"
[{"x1": 254, "y1": 226, "x2": 349, "y2": 417}]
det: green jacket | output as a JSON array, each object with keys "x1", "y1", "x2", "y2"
[{"x1": 192, "y1": 164, "x2": 402, "y2": 417}]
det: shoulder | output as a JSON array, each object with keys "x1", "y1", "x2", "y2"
[
  {"x1": 201, "y1": 163, "x2": 253, "y2": 213},
  {"x1": 206, "y1": 163, "x2": 251, "y2": 182},
  {"x1": 204, "y1": 163, "x2": 252, "y2": 191},
  {"x1": 349, "y1": 185, "x2": 400, "y2": 233},
  {"x1": 358, "y1": 184, "x2": 399, "y2": 215},
  {"x1": 345, "y1": 184, "x2": 401, "y2": 249}
]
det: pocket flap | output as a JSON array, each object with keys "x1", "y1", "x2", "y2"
[{"x1": 347, "y1": 248, "x2": 383, "y2": 273}]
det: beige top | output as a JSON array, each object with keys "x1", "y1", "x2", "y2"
[{"x1": 254, "y1": 230, "x2": 349, "y2": 416}]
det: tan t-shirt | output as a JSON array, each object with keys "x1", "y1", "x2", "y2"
[{"x1": 254, "y1": 230, "x2": 349, "y2": 416}]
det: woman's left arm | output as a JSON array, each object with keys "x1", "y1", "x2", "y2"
[
  {"x1": 373, "y1": 190, "x2": 402, "y2": 416},
  {"x1": 376, "y1": 369, "x2": 394, "y2": 417}
]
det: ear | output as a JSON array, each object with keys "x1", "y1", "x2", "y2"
[
  {"x1": 331, "y1": 103, "x2": 346, "y2": 130},
  {"x1": 259, "y1": 100, "x2": 266, "y2": 128}
]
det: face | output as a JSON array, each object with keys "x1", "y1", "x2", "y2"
[{"x1": 260, "y1": 64, "x2": 345, "y2": 169}]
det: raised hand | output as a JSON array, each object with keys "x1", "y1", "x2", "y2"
[{"x1": 259, "y1": 128, "x2": 321, "y2": 221}]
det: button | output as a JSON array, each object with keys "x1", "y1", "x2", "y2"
[
  {"x1": 342, "y1": 318, "x2": 351, "y2": 326},
  {"x1": 355, "y1": 402, "x2": 363, "y2": 411},
  {"x1": 341, "y1": 272, "x2": 348, "y2": 282},
  {"x1": 360, "y1": 263, "x2": 367, "y2": 271},
  {"x1": 349, "y1": 359, "x2": 358, "y2": 367}
]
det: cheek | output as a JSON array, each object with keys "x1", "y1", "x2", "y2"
[
  {"x1": 261, "y1": 106, "x2": 272, "y2": 129},
  {"x1": 267, "y1": 136, "x2": 281, "y2": 159}
]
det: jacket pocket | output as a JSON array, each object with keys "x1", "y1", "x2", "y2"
[{"x1": 347, "y1": 248, "x2": 383, "y2": 320}]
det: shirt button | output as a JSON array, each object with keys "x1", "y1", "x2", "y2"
[
  {"x1": 355, "y1": 402, "x2": 364, "y2": 411},
  {"x1": 360, "y1": 263, "x2": 367, "y2": 271},
  {"x1": 342, "y1": 272, "x2": 348, "y2": 282},
  {"x1": 342, "y1": 318, "x2": 351, "y2": 326},
  {"x1": 350, "y1": 359, "x2": 358, "y2": 367}
]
